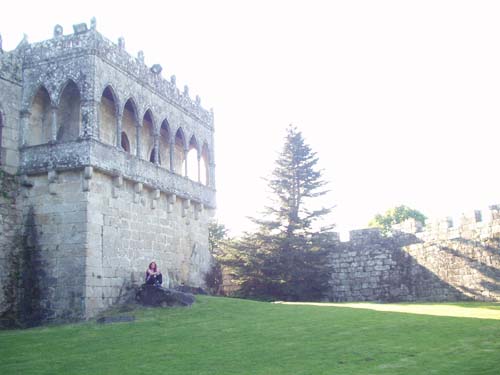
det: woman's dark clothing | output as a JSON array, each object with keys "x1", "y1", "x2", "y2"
[{"x1": 145, "y1": 272, "x2": 162, "y2": 286}]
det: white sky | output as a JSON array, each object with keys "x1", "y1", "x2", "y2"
[{"x1": 2, "y1": 1, "x2": 500, "y2": 236}]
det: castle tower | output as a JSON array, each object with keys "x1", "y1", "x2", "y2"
[{"x1": 0, "y1": 20, "x2": 216, "y2": 320}]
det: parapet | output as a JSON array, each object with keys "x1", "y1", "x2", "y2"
[
  {"x1": 337, "y1": 204, "x2": 500, "y2": 245},
  {"x1": 391, "y1": 205, "x2": 500, "y2": 241},
  {"x1": 349, "y1": 228, "x2": 384, "y2": 244},
  {"x1": 9, "y1": 18, "x2": 213, "y2": 128}
]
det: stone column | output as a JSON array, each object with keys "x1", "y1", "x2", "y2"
[
  {"x1": 197, "y1": 153, "x2": 201, "y2": 183},
  {"x1": 184, "y1": 148, "x2": 189, "y2": 177},
  {"x1": 136, "y1": 125, "x2": 141, "y2": 158},
  {"x1": 153, "y1": 135, "x2": 160, "y2": 165},
  {"x1": 209, "y1": 162, "x2": 216, "y2": 189},
  {"x1": 19, "y1": 110, "x2": 31, "y2": 147},
  {"x1": 169, "y1": 141, "x2": 174, "y2": 172},
  {"x1": 50, "y1": 105, "x2": 58, "y2": 142},
  {"x1": 81, "y1": 99, "x2": 99, "y2": 139},
  {"x1": 208, "y1": 139, "x2": 215, "y2": 188},
  {"x1": 116, "y1": 113, "x2": 123, "y2": 148}
]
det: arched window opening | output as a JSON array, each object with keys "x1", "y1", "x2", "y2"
[
  {"x1": 159, "y1": 120, "x2": 170, "y2": 170},
  {"x1": 187, "y1": 136, "x2": 199, "y2": 182},
  {"x1": 99, "y1": 86, "x2": 118, "y2": 146},
  {"x1": 174, "y1": 128, "x2": 185, "y2": 175},
  {"x1": 122, "y1": 99, "x2": 138, "y2": 155},
  {"x1": 121, "y1": 131, "x2": 130, "y2": 153},
  {"x1": 28, "y1": 86, "x2": 51, "y2": 145},
  {"x1": 201, "y1": 143, "x2": 210, "y2": 186},
  {"x1": 57, "y1": 80, "x2": 81, "y2": 142},
  {"x1": 141, "y1": 109, "x2": 155, "y2": 162},
  {"x1": 149, "y1": 147, "x2": 160, "y2": 164}
]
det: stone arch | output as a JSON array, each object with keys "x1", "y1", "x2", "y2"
[
  {"x1": 187, "y1": 135, "x2": 199, "y2": 181},
  {"x1": 159, "y1": 118, "x2": 171, "y2": 169},
  {"x1": 121, "y1": 132, "x2": 131, "y2": 153},
  {"x1": 27, "y1": 85, "x2": 52, "y2": 145},
  {"x1": 173, "y1": 127, "x2": 186, "y2": 175},
  {"x1": 56, "y1": 80, "x2": 81, "y2": 142},
  {"x1": 99, "y1": 85, "x2": 119, "y2": 146},
  {"x1": 141, "y1": 109, "x2": 156, "y2": 162},
  {"x1": 22, "y1": 82, "x2": 53, "y2": 112},
  {"x1": 122, "y1": 98, "x2": 139, "y2": 154},
  {"x1": 201, "y1": 142, "x2": 210, "y2": 186},
  {"x1": 54, "y1": 76, "x2": 83, "y2": 105}
]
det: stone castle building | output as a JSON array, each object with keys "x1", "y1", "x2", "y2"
[{"x1": 0, "y1": 19, "x2": 215, "y2": 321}]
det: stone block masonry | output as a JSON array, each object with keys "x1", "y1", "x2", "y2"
[
  {"x1": 85, "y1": 170, "x2": 212, "y2": 317},
  {"x1": 327, "y1": 210, "x2": 500, "y2": 302},
  {"x1": 0, "y1": 19, "x2": 216, "y2": 322},
  {"x1": 0, "y1": 171, "x2": 21, "y2": 317}
]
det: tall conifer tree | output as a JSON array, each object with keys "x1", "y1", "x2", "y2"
[{"x1": 230, "y1": 126, "x2": 333, "y2": 301}]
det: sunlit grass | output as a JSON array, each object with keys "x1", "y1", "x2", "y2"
[
  {"x1": 1, "y1": 296, "x2": 499, "y2": 375},
  {"x1": 277, "y1": 301, "x2": 500, "y2": 320}
]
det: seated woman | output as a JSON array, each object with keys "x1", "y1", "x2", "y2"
[{"x1": 145, "y1": 261, "x2": 163, "y2": 287}]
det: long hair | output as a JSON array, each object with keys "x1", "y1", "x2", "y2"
[{"x1": 148, "y1": 262, "x2": 157, "y2": 272}]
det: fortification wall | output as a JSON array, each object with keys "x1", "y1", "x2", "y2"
[
  {"x1": 84, "y1": 170, "x2": 212, "y2": 317},
  {"x1": 17, "y1": 171, "x2": 88, "y2": 321},
  {"x1": 0, "y1": 172, "x2": 21, "y2": 316},
  {"x1": 328, "y1": 209, "x2": 500, "y2": 302}
]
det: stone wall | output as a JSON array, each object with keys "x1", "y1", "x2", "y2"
[
  {"x1": 0, "y1": 171, "x2": 20, "y2": 316},
  {"x1": 19, "y1": 171, "x2": 88, "y2": 320},
  {"x1": 327, "y1": 212, "x2": 500, "y2": 302},
  {"x1": 0, "y1": 56, "x2": 22, "y2": 173},
  {"x1": 8, "y1": 167, "x2": 213, "y2": 321},
  {"x1": 84, "y1": 170, "x2": 212, "y2": 317}
]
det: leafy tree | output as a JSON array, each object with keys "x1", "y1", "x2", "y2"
[
  {"x1": 227, "y1": 125, "x2": 334, "y2": 301},
  {"x1": 208, "y1": 221, "x2": 229, "y2": 256},
  {"x1": 206, "y1": 221, "x2": 231, "y2": 295},
  {"x1": 369, "y1": 205, "x2": 427, "y2": 234}
]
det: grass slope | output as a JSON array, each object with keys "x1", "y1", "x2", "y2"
[{"x1": 1, "y1": 296, "x2": 499, "y2": 375}]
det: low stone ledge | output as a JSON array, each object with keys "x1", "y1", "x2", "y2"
[{"x1": 19, "y1": 139, "x2": 216, "y2": 208}]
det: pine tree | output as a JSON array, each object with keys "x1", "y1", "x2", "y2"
[
  {"x1": 259, "y1": 125, "x2": 331, "y2": 235},
  {"x1": 231, "y1": 126, "x2": 334, "y2": 301}
]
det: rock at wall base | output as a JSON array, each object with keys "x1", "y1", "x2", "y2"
[{"x1": 136, "y1": 284, "x2": 195, "y2": 307}]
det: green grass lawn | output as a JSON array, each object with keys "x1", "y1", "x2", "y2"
[{"x1": 1, "y1": 297, "x2": 499, "y2": 375}]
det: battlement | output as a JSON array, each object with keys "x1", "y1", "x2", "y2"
[
  {"x1": 4, "y1": 18, "x2": 213, "y2": 128},
  {"x1": 336, "y1": 205, "x2": 500, "y2": 244}
]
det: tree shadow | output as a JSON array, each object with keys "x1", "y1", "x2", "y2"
[{"x1": 329, "y1": 233, "x2": 472, "y2": 302}]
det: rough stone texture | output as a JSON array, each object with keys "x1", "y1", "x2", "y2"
[
  {"x1": 18, "y1": 171, "x2": 88, "y2": 320},
  {"x1": 327, "y1": 210, "x2": 500, "y2": 302},
  {"x1": 0, "y1": 172, "x2": 21, "y2": 316},
  {"x1": 84, "y1": 170, "x2": 212, "y2": 317},
  {"x1": 0, "y1": 20, "x2": 216, "y2": 322},
  {"x1": 0, "y1": 54, "x2": 22, "y2": 174}
]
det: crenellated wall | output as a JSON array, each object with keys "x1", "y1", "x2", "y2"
[{"x1": 327, "y1": 208, "x2": 500, "y2": 302}]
